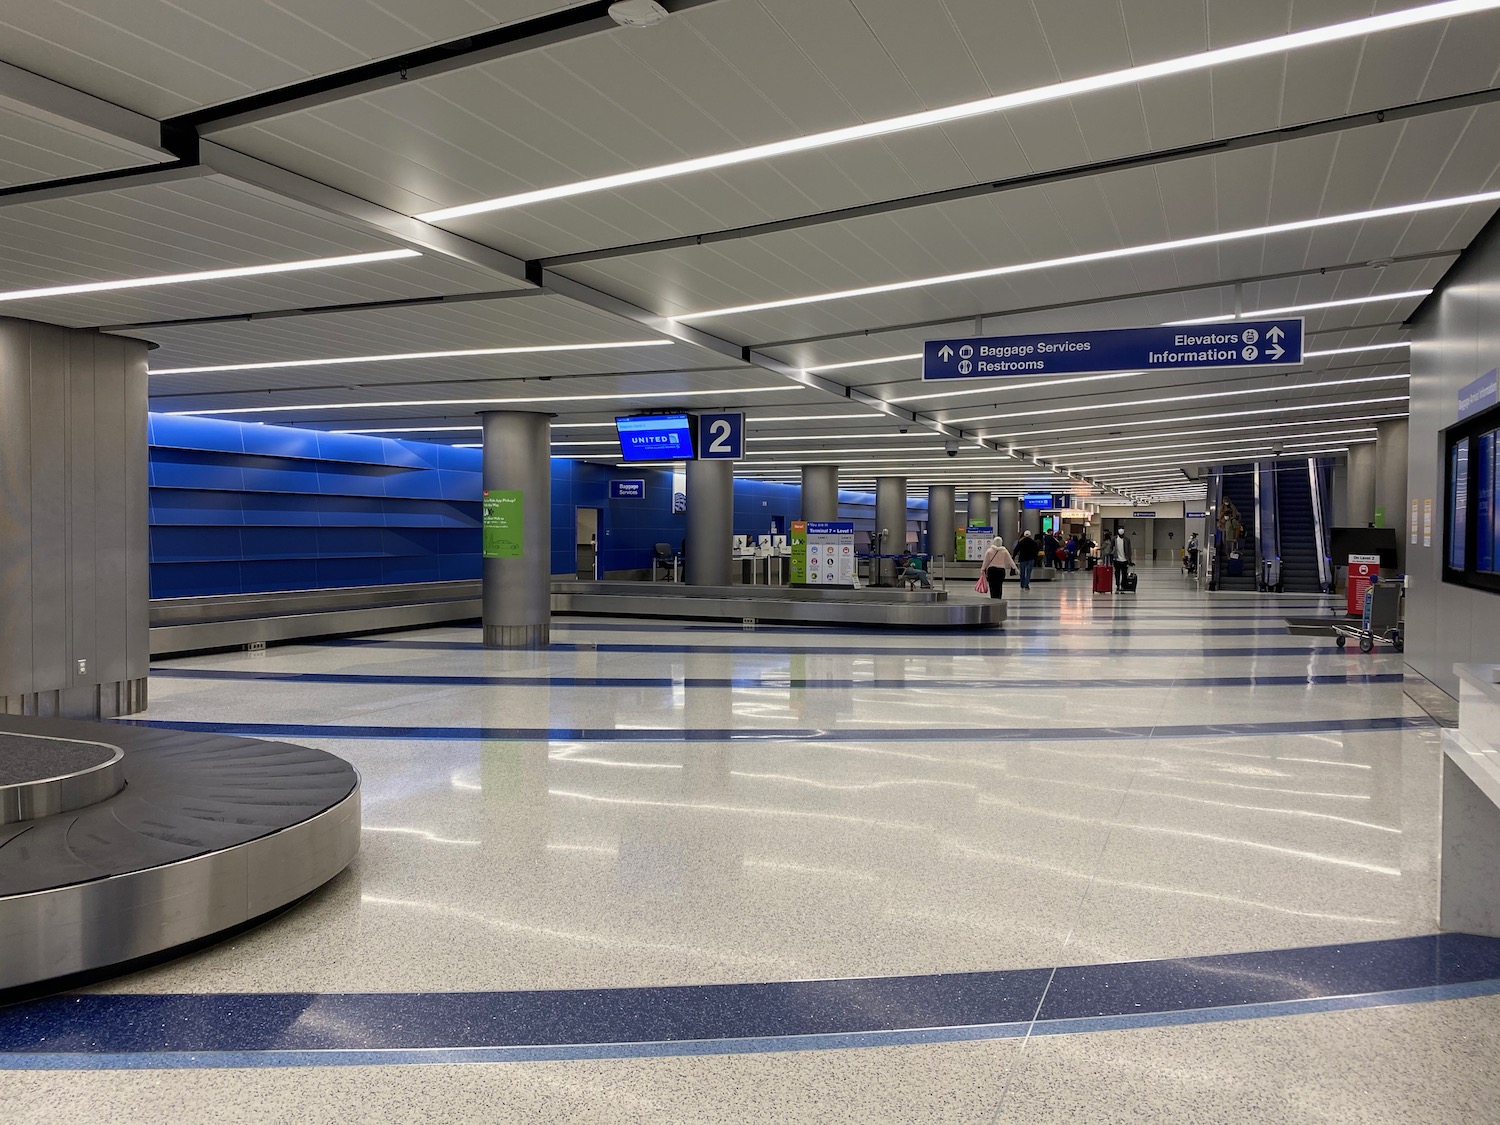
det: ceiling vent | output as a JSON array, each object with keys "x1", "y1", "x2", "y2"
[{"x1": 609, "y1": 1, "x2": 670, "y2": 28}]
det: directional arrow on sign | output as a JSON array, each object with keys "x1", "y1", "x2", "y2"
[
  {"x1": 938, "y1": 345, "x2": 954, "y2": 361},
  {"x1": 1267, "y1": 343, "x2": 1284, "y2": 360},
  {"x1": 1266, "y1": 326, "x2": 1285, "y2": 342}
]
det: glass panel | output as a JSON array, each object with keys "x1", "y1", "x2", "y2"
[{"x1": 1450, "y1": 437, "x2": 1470, "y2": 571}]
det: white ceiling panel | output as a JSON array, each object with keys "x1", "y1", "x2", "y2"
[
  {"x1": 125, "y1": 292, "x2": 695, "y2": 369},
  {"x1": 210, "y1": 1, "x2": 1500, "y2": 259},
  {"x1": 0, "y1": 1, "x2": 581, "y2": 117},
  {"x1": 0, "y1": 173, "x2": 522, "y2": 327},
  {"x1": 0, "y1": 103, "x2": 170, "y2": 186}
]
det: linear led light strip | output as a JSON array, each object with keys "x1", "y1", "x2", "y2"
[
  {"x1": 416, "y1": 1, "x2": 1500, "y2": 222},
  {"x1": 948, "y1": 374, "x2": 1408, "y2": 424},
  {"x1": 1038, "y1": 416, "x2": 1405, "y2": 450},
  {"x1": 0, "y1": 249, "x2": 421, "y2": 304},
  {"x1": 1048, "y1": 428, "x2": 1378, "y2": 461},
  {"x1": 673, "y1": 193, "x2": 1500, "y2": 322},
  {"x1": 1167, "y1": 290, "x2": 1432, "y2": 325},
  {"x1": 1068, "y1": 438, "x2": 1375, "y2": 470},
  {"x1": 152, "y1": 340, "x2": 672, "y2": 375},
  {"x1": 978, "y1": 399, "x2": 1409, "y2": 443},
  {"x1": 167, "y1": 385, "x2": 798, "y2": 416}
]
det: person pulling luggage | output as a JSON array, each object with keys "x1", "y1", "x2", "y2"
[{"x1": 1111, "y1": 526, "x2": 1133, "y2": 590}]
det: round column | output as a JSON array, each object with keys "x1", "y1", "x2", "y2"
[
  {"x1": 927, "y1": 485, "x2": 955, "y2": 564},
  {"x1": 998, "y1": 496, "x2": 1021, "y2": 543},
  {"x1": 480, "y1": 410, "x2": 553, "y2": 649},
  {"x1": 685, "y1": 458, "x2": 734, "y2": 585},
  {"x1": 875, "y1": 476, "x2": 908, "y2": 584},
  {"x1": 801, "y1": 464, "x2": 839, "y2": 523},
  {"x1": 1375, "y1": 419, "x2": 1409, "y2": 566},
  {"x1": 966, "y1": 491, "x2": 992, "y2": 528},
  {"x1": 1021, "y1": 507, "x2": 1042, "y2": 536}
]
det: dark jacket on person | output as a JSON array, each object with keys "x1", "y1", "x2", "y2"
[{"x1": 1013, "y1": 535, "x2": 1041, "y2": 562}]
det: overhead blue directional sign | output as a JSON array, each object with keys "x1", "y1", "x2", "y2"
[{"x1": 923, "y1": 318, "x2": 1303, "y2": 380}]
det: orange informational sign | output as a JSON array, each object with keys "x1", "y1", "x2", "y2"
[{"x1": 1348, "y1": 553, "x2": 1380, "y2": 617}]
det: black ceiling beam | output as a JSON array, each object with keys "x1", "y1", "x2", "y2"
[
  {"x1": 172, "y1": 0, "x2": 729, "y2": 136},
  {"x1": 539, "y1": 86, "x2": 1500, "y2": 270}
]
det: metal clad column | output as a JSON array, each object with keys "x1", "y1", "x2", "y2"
[
  {"x1": 1347, "y1": 441, "x2": 1377, "y2": 526},
  {"x1": 0, "y1": 317, "x2": 148, "y2": 718},
  {"x1": 1375, "y1": 419, "x2": 1410, "y2": 567},
  {"x1": 481, "y1": 410, "x2": 552, "y2": 649},
  {"x1": 876, "y1": 476, "x2": 908, "y2": 584},
  {"x1": 927, "y1": 485, "x2": 955, "y2": 564},
  {"x1": 801, "y1": 464, "x2": 839, "y2": 523},
  {"x1": 966, "y1": 491, "x2": 992, "y2": 528},
  {"x1": 685, "y1": 458, "x2": 733, "y2": 585},
  {"x1": 999, "y1": 496, "x2": 1020, "y2": 542}
]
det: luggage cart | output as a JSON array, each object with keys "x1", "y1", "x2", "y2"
[{"x1": 1332, "y1": 581, "x2": 1404, "y2": 653}]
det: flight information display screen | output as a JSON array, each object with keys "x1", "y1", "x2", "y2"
[{"x1": 616, "y1": 414, "x2": 695, "y2": 462}]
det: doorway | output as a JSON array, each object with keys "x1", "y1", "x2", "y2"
[{"x1": 576, "y1": 507, "x2": 600, "y2": 580}]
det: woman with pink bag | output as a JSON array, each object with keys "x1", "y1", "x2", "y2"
[{"x1": 978, "y1": 536, "x2": 1017, "y2": 600}]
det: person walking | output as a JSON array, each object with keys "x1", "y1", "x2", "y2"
[
  {"x1": 1012, "y1": 530, "x2": 1040, "y2": 589},
  {"x1": 1112, "y1": 525, "x2": 1133, "y2": 590},
  {"x1": 982, "y1": 536, "x2": 1017, "y2": 600},
  {"x1": 1042, "y1": 529, "x2": 1060, "y2": 570},
  {"x1": 1186, "y1": 531, "x2": 1200, "y2": 575}
]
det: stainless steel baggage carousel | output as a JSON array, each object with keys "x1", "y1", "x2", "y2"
[
  {"x1": 552, "y1": 581, "x2": 1005, "y2": 628},
  {"x1": 0, "y1": 715, "x2": 360, "y2": 996}
]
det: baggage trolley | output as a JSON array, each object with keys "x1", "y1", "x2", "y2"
[{"x1": 1332, "y1": 581, "x2": 1404, "y2": 653}]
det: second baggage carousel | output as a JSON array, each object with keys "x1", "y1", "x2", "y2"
[{"x1": 552, "y1": 581, "x2": 1004, "y2": 629}]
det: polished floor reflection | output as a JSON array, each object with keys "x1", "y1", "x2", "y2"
[{"x1": 5, "y1": 564, "x2": 1495, "y2": 1124}]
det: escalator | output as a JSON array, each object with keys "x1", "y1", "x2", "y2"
[
  {"x1": 1272, "y1": 462, "x2": 1323, "y2": 592},
  {"x1": 1217, "y1": 465, "x2": 1259, "y2": 590}
]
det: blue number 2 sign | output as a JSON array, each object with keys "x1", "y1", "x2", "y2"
[{"x1": 696, "y1": 412, "x2": 744, "y2": 459}]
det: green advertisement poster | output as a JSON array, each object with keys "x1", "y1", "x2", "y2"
[
  {"x1": 1373, "y1": 506, "x2": 1386, "y2": 528},
  {"x1": 483, "y1": 489, "x2": 524, "y2": 558},
  {"x1": 955, "y1": 528, "x2": 967, "y2": 561},
  {"x1": 789, "y1": 521, "x2": 808, "y2": 584}
]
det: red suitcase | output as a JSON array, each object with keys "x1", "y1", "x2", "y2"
[{"x1": 1092, "y1": 565, "x2": 1112, "y2": 593}]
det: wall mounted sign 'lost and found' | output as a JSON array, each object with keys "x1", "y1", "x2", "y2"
[{"x1": 923, "y1": 319, "x2": 1304, "y2": 380}]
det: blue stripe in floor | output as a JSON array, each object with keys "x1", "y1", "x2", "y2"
[
  {"x1": 149, "y1": 669, "x2": 1406, "y2": 691},
  {"x1": 3, "y1": 934, "x2": 1495, "y2": 1070},
  {"x1": 114, "y1": 714, "x2": 1434, "y2": 742},
  {"x1": 318, "y1": 640, "x2": 1354, "y2": 658}
]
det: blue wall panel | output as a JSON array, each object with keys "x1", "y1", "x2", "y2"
[{"x1": 148, "y1": 414, "x2": 917, "y2": 596}]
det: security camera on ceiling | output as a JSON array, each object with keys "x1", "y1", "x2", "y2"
[
  {"x1": 609, "y1": 0, "x2": 670, "y2": 28},
  {"x1": 944, "y1": 440, "x2": 960, "y2": 457}
]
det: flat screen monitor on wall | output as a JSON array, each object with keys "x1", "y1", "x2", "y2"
[
  {"x1": 1443, "y1": 401, "x2": 1500, "y2": 594},
  {"x1": 616, "y1": 414, "x2": 695, "y2": 462}
]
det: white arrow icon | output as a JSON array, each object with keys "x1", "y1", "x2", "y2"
[
  {"x1": 938, "y1": 345, "x2": 954, "y2": 362},
  {"x1": 1266, "y1": 326, "x2": 1285, "y2": 342},
  {"x1": 1266, "y1": 343, "x2": 1285, "y2": 360}
]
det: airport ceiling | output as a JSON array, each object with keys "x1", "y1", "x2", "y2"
[{"x1": 3, "y1": 0, "x2": 1497, "y2": 502}]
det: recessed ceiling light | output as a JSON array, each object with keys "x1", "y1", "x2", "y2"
[
  {"x1": 151, "y1": 340, "x2": 673, "y2": 375},
  {"x1": 0, "y1": 249, "x2": 421, "y2": 304},
  {"x1": 1303, "y1": 342, "x2": 1411, "y2": 358},
  {"x1": 416, "y1": 1, "x2": 1500, "y2": 222},
  {"x1": 672, "y1": 195, "x2": 1498, "y2": 321}
]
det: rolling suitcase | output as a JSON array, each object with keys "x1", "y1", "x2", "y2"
[
  {"x1": 1121, "y1": 568, "x2": 1139, "y2": 593},
  {"x1": 1092, "y1": 565, "x2": 1112, "y2": 593}
]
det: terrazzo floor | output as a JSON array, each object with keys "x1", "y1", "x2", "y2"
[{"x1": 4, "y1": 563, "x2": 1495, "y2": 1123}]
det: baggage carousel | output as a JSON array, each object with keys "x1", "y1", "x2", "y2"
[{"x1": 0, "y1": 715, "x2": 360, "y2": 996}]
